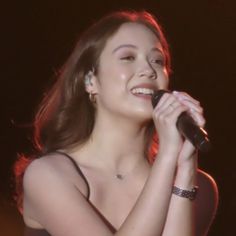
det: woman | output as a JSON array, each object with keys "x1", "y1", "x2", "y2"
[{"x1": 15, "y1": 10, "x2": 218, "y2": 236}]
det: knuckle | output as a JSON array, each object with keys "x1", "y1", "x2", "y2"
[
  {"x1": 199, "y1": 107, "x2": 204, "y2": 113},
  {"x1": 163, "y1": 93, "x2": 171, "y2": 100},
  {"x1": 159, "y1": 113, "x2": 165, "y2": 121},
  {"x1": 201, "y1": 117, "x2": 206, "y2": 125}
]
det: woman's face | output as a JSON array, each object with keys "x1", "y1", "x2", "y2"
[{"x1": 94, "y1": 22, "x2": 169, "y2": 122}]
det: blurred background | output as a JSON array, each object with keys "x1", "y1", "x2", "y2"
[{"x1": 1, "y1": 0, "x2": 235, "y2": 235}]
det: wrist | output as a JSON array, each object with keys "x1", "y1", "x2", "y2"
[
  {"x1": 172, "y1": 185, "x2": 199, "y2": 201},
  {"x1": 178, "y1": 142, "x2": 198, "y2": 162},
  {"x1": 158, "y1": 144, "x2": 181, "y2": 159},
  {"x1": 178, "y1": 151, "x2": 198, "y2": 169},
  {"x1": 174, "y1": 166, "x2": 197, "y2": 189}
]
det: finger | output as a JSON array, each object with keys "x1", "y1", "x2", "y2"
[
  {"x1": 166, "y1": 103, "x2": 189, "y2": 119},
  {"x1": 155, "y1": 103, "x2": 188, "y2": 123},
  {"x1": 188, "y1": 109, "x2": 206, "y2": 127},
  {"x1": 177, "y1": 99, "x2": 203, "y2": 114},
  {"x1": 154, "y1": 93, "x2": 172, "y2": 109},
  {"x1": 173, "y1": 91, "x2": 200, "y2": 105},
  {"x1": 154, "y1": 94, "x2": 178, "y2": 113}
]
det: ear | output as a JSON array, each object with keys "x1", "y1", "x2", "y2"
[{"x1": 84, "y1": 70, "x2": 98, "y2": 94}]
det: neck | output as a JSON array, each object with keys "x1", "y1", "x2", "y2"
[{"x1": 73, "y1": 111, "x2": 152, "y2": 173}]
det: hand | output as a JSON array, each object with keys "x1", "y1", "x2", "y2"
[
  {"x1": 172, "y1": 91, "x2": 205, "y2": 165},
  {"x1": 152, "y1": 91, "x2": 206, "y2": 164},
  {"x1": 152, "y1": 92, "x2": 188, "y2": 157}
]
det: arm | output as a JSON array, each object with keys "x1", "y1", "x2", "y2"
[
  {"x1": 161, "y1": 164, "x2": 218, "y2": 236},
  {"x1": 116, "y1": 92, "x2": 199, "y2": 236},
  {"x1": 23, "y1": 92, "x2": 198, "y2": 236},
  {"x1": 23, "y1": 149, "x2": 180, "y2": 236},
  {"x1": 161, "y1": 92, "x2": 218, "y2": 236},
  {"x1": 161, "y1": 154, "x2": 198, "y2": 236}
]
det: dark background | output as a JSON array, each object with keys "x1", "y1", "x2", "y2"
[{"x1": 1, "y1": 0, "x2": 235, "y2": 235}]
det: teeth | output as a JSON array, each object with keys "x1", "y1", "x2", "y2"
[{"x1": 131, "y1": 88, "x2": 154, "y2": 95}]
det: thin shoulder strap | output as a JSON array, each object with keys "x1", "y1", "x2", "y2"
[{"x1": 54, "y1": 151, "x2": 90, "y2": 200}]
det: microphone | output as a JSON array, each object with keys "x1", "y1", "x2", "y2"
[{"x1": 152, "y1": 90, "x2": 211, "y2": 152}]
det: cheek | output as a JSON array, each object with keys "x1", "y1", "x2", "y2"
[
  {"x1": 101, "y1": 65, "x2": 133, "y2": 91},
  {"x1": 97, "y1": 68, "x2": 130, "y2": 100},
  {"x1": 99, "y1": 53, "x2": 134, "y2": 84},
  {"x1": 158, "y1": 69, "x2": 169, "y2": 89},
  {"x1": 119, "y1": 70, "x2": 133, "y2": 84},
  {"x1": 162, "y1": 77, "x2": 169, "y2": 89}
]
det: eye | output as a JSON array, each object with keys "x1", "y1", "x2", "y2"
[
  {"x1": 120, "y1": 55, "x2": 135, "y2": 61},
  {"x1": 151, "y1": 58, "x2": 165, "y2": 66}
]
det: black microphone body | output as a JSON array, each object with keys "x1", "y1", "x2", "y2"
[{"x1": 152, "y1": 90, "x2": 211, "y2": 152}]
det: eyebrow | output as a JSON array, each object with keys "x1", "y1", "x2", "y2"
[
  {"x1": 112, "y1": 44, "x2": 164, "y2": 55},
  {"x1": 112, "y1": 44, "x2": 137, "y2": 53},
  {"x1": 151, "y1": 47, "x2": 164, "y2": 54}
]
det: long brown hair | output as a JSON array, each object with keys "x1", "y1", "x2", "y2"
[{"x1": 14, "y1": 10, "x2": 171, "y2": 211}]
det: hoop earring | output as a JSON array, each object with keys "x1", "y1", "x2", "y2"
[{"x1": 89, "y1": 92, "x2": 96, "y2": 103}]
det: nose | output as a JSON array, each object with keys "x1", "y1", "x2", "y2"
[{"x1": 138, "y1": 62, "x2": 157, "y2": 80}]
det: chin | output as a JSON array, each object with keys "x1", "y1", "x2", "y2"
[{"x1": 129, "y1": 107, "x2": 153, "y2": 122}]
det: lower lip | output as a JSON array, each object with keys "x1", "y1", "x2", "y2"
[{"x1": 132, "y1": 93, "x2": 153, "y2": 100}]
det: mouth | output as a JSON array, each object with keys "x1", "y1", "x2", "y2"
[{"x1": 131, "y1": 87, "x2": 154, "y2": 96}]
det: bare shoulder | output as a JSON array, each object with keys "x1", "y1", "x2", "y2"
[
  {"x1": 24, "y1": 154, "x2": 62, "y2": 182},
  {"x1": 23, "y1": 153, "x2": 89, "y2": 227},
  {"x1": 23, "y1": 153, "x2": 89, "y2": 195},
  {"x1": 22, "y1": 153, "x2": 113, "y2": 235},
  {"x1": 195, "y1": 169, "x2": 219, "y2": 236},
  {"x1": 23, "y1": 154, "x2": 62, "y2": 193}
]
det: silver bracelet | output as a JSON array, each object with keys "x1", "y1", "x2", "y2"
[{"x1": 172, "y1": 186, "x2": 198, "y2": 201}]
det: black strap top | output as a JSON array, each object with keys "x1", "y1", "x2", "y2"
[
  {"x1": 24, "y1": 151, "x2": 91, "y2": 236},
  {"x1": 55, "y1": 151, "x2": 91, "y2": 199}
]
